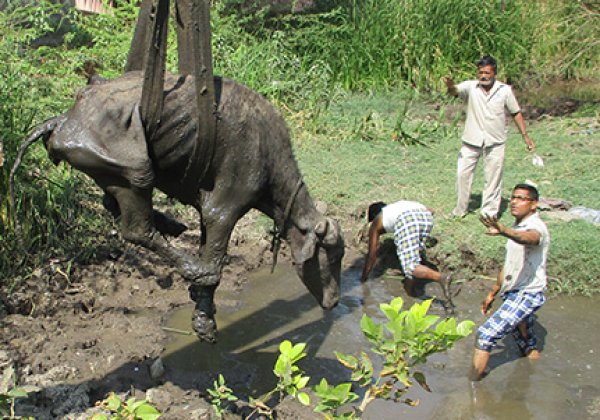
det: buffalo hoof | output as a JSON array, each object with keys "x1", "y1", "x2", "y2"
[{"x1": 192, "y1": 310, "x2": 217, "y2": 343}]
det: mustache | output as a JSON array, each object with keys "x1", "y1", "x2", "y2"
[{"x1": 480, "y1": 77, "x2": 494, "y2": 82}]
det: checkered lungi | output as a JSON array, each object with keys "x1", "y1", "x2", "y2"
[
  {"x1": 476, "y1": 290, "x2": 545, "y2": 354},
  {"x1": 392, "y1": 208, "x2": 433, "y2": 279}
]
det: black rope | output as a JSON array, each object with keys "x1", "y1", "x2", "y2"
[{"x1": 271, "y1": 178, "x2": 304, "y2": 273}]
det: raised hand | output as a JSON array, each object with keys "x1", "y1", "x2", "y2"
[{"x1": 479, "y1": 214, "x2": 503, "y2": 235}]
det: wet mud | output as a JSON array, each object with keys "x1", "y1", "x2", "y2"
[
  {"x1": 2, "y1": 207, "x2": 599, "y2": 419},
  {"x1": 163, "y1": 262, "x2": 600, "y2": 420}
]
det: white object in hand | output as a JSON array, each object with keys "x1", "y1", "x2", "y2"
[{"x1": 532, "y1": 154, "x2": 544, "y2": 168}]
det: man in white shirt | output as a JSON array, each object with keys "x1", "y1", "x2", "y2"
[
  {"x1": 470, "y1": 183, "x2": 550, "y2": 380},
  {"x1": 360, "y1": 200, "x2": 453, "y2": 304},
  {"x1": 445, "y1": 56, "x2": 535, "y2": 218}
]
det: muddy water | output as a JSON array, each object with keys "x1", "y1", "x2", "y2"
[{"x1": 162, "y1": 264, "x2": 600, "y2": 419}]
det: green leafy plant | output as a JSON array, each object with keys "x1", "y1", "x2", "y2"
[
  {"x1": 272, "y1": 340, "x2": 311, "y2": 406},
  {"x1": 0, "y1": 366, "x2": 38, "y2": 419},
  {"x1": 91, "y1": 392, "x2": 160, "y2": 420},
  {"x1": 198, "y1": 298, "x2": 474, "y2": 419},
  {"x1": 247, "y1": 340, "x2": 311, "y2": 418},
  {"x1": 207, "y1": 374, "x2": 238, "y2": 418},
  {"x1": 206, "y1": 340, "x2": 311, "y2": 419},
  {"x1": 314, "y1": 297, "x2": 475, "y2": 418},
  {"x1": 313, "y1": 379, "x2": 358, "y2": 420}
]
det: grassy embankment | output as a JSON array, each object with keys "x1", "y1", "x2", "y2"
[
  {"x1": 291, "y1": 91, "x2": 600, "y2": 295},
  {"x1": 1, "y1": 0, "x2": 598, "y2": 297}
]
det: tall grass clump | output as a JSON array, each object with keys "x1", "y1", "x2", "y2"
[
  {"x1": 278, "y1": 0, "x2": 535, "y2": 91},
  {"x1": 531, "y1": 0, "x2": 600, "y2": 80},
  {"x1": 212, "y1": 2, "x2": 336, "y2": 112},
  {"x1": 0, "y1": 1, "x2": 136, "y2": 287}
]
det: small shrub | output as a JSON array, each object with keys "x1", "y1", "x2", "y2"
[{"x1": 91, "y1": 392, "x2": 160, "y2": 420}]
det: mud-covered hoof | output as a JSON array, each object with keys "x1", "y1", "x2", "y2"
[{"x1": 192, "y1": 310, "x2": 217, "y2": 343}]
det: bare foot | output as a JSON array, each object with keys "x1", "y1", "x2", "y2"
[
  {"x1": 468, "y1": 367, "x2": 488, "y2": 381},
  {"x1": 526, "y1": 349, "x2": 541, "y2": 360}
]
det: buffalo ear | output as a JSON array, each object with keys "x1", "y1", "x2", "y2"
[
  {"x1": 289, "y1": 228, "x2": 318, "y2": 265},
  {"x1": 315, "y1": 218, "x2": 342, "y2": 247}
]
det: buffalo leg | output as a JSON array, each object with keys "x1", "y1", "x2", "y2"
[
  {"x1": 104, "y1": 185, "x2": 217, "y2": 284},
  {"x1": 102, "y1": 192, "x2": 187, "y2": 237},
  {"x1": 189, "y1": 202, "x2": 247, "y2": 343}
]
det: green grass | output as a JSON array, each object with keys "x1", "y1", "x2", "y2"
[{"x1": 292, "y1": 92, "x2": 600, "y2": 295}]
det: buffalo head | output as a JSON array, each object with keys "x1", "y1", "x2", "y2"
[{"x1": 289, "y1": 217, "x2": 344, "y2": 309}]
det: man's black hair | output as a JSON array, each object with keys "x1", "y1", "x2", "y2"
[
  {"x1": 477, "y1": 55, "x2": 497, "y2": 72},
  {"x1": 513, "y1": 183, "x2": 539, "y2": 201},
  {"x1": 368, "y1": 201, "x2": 387, "y2": 222}
]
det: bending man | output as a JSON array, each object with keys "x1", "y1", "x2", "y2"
[
  {"x1": 471, "y1": 183, "x2": 550, "y2": 380},
  {"x1": 360, "y1": 200, "x2": 452, "y2": 302}
]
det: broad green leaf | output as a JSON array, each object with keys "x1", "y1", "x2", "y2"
[
  {"x1": 136, "y1": 400, "x2": 160, "y2": 414},
  {"x1": 413, "y1": 371, "x2": 431, "y2": 392},
  {"x1": 386, "y1": 317, "x2": 404, "y2": 341},
  {"x1": 394, "y1": 368, "x2": 410, "y2": 386},
  {"x1": 135, "y1": 403, "x2": 160, "y2": 420},
  {"x1": 274, "y1": 357, "x2": 287, "y2": 376},
  {"x1": 129, "y1": 399, "x2": 145, "y2": 411},
  {"x1": 418, "y1": 314, "x2": 439, "y2": 332},
  {"x1": 295, "y1": 375, "x2": 310, "y2": 390},
  {"x1": 138, "y1": 415, "x2": 161, "y2": 420},
  {"x1": 379, "y1": 365, "x2": 396, "y2": 377},
  {"x1": 314, "y1": 377, "x2": 330, "y2": 394},
  {"x1": 360, "y1": 314, "x2": 383, "y2": 342},
  {"x1": 404, "y1": 312, "x2": 417, "y2": 338},
  {"x1": 457, "y1": 320, "x2": 476, "y2": 336},
  {"x1": 335, "y1": 352, "x2": 358, "y2": 370},
  {"x1": 435, "y1": 317, "x2": 456, "y2": 335},
  {"x1": 389, "y1": 296, "x2": 404, "y2": 312},
  {"x1": 380, "y1": 303, "x2": 399, "y2": 321},
  {"x1": 350, "y1": 369, "x2": 366, "y2": 383},
  {"x1": 411, "y1": 299, "x2": 432, "y2": 319},
  {"x1": 297, "y1": 392, "x2": 310, "y2": 406},
  {"x1": 359, "y1": 352, "x2": 373, "y2": 377},
  {"x1": 279, "y1": 340, "x2": 292, "y2": 354},
  {"x1": 106, "y1": 393, "x2": 121, "y2": 411},
  {"x1": 289, "y1": 342, "x2": 307, "y2": 361}
]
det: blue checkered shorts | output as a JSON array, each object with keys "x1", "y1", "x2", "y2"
[
  {"x1": 476, "y1": 290, "x2": 545, "y2": 353},
  {"x1": 392, "y1": 208, "x2": 433, "y2": 279}
]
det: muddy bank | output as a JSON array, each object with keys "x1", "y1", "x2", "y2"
[{"x1": 0, "y1": 208, "x2": 282, "y2": 419}]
